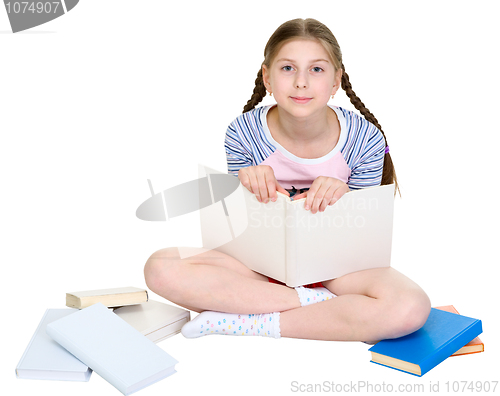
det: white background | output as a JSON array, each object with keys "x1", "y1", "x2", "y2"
[{"x1": 2, "y1": 1, "x2": 499, "y2": 395}]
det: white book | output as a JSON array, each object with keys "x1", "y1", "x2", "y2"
[
  {"x1": 114, "y1": 300, "x2": 190, "y2": 343},
  {"x1": 16, "y1": 309, "x2": 92, "y2": 381},
  {"x1": 46, "y1": 303, "x2": 178, "y2": 395},
  {"x1": 199, "y1": 166, "x2": 395, "y2": 287}
]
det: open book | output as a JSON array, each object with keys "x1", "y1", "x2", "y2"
[{"x1": 198, "y1": 166, "x2": 395, "y2": 287}]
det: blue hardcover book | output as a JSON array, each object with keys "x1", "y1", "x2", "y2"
[{"x1": 368, "y1": 308, "x2": 482, "y2": 376}]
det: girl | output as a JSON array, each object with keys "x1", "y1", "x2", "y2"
[{"x1": 144, "y1": 18, "x2": 430, "y2": 343}]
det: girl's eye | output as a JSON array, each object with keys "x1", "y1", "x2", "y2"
[
  {"x1": 282, "y1": 65, "x2": 293, "y2": 72},
  {"x1": 312, "y1": 67, "x2": 323, "y2": 72}
]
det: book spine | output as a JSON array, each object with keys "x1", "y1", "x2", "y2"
[
  {"x1": 286, "y1": 204, "x2": 299, "y2": 287},
  {"x1": 46, "y1": 325, "x2": 128, "y2": 394},
  {"x1": 420, "y1": 320, "x2": 483, "y2": 376}
]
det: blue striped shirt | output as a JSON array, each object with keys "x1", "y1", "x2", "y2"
[{"x1": 225, "y1": 105, "x2": 385, "y2": 190}]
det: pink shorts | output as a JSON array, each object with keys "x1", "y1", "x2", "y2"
[{"x1": 267, "y1": 277, "x2": 324, "y2": 289}]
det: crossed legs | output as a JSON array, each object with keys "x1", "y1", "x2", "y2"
[{"x1": 144, "y1": 247, "x2": 431, "y2": 342}]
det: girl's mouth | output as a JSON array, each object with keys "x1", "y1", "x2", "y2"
[{"x1": 290, "y1": 96, "x2": 312, "y2": 104}]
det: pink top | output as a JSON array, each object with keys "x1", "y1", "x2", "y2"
[
  {"x1": 259, "y1": 105, "x2": 350, "y2": 190},
  {"x1": 260, "y1": 149, "x2": 351, "y2": 190}
]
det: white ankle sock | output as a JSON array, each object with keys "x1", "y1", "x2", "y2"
[
  {"x1": 181, "y1": 311, "x2": 281, "y2": 339},
  {"x1": 295, "y1": 286, "x2": 336, "y2": 306}
]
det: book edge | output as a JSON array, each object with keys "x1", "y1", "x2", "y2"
[
  {"x1": 370, "y1": 351, "x2": 422, "y2": 376},
  {"x1": 16, "y1": 309, "x2": 50, "y2": 376},
  {"x1": 285, "y1": 202, "x2": 299, "y2": 287},
  {"x1": 67, "y1": 287, "x2": 147, "y2": 299},
  {"x1": 77, "y1": 291, "x2": 148, "y2": 309},
  {"x1": 451, "y1": 343, "x2": 485, "y2": 356},
  {"x1": 16, "y1": 367, "x2": 92, "y2": 382},
  {"x1": 141, "y1": 314, "x2": 190, "y2": 337},
  {"x1": 126, "y1": 367, "x2": 177, "y2": 395},
  {"x1": 369, "y1": 360, "x2": 422, "y2": 377}
]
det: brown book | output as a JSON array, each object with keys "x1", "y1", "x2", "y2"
[
  {"x1": 66, "y1": 286, "x2": 148, "y2": 309},
  {"x1": 434, "y1": 305, "x2": 484, "y2": 356}
]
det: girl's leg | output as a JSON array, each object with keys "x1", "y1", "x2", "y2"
[
  {"x1": 280, "y1": 267, "x2": 431, "y2": 342},
  {"x1": 145, "y1": 248, "x2": 430, "y2": 342},
  {"x1": 144, "y1": 247, "x2": 302, "y2": 313}
]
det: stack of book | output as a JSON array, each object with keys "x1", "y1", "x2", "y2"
[
  {"x1": 16, "y1": 287, "x2": 190, "y2": 395},
  {"x1": 368, "y1": 305, "x2": 484, "y2": 376}
]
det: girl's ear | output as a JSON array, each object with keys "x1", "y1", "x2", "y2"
[
  {"x1": 331, "y1": 68, "x2": 342, "y2": 96},
  {"x1": 262, "y1": 64, "x2": 271, "y2": 91}
]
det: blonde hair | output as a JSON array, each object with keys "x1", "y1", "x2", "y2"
[{"x1": 243, "y1": 18, "x2": 398, "y2": 191}]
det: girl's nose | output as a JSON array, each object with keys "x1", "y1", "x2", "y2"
[{"x1": 294, "y1": 70, "x2": 308, "y2": 88}]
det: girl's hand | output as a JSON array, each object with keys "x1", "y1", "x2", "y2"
[
  {"x1": 292, "y1": 177, "x2": 349, "y2": 214},
  {"x1": 238, "y1": 165, "x2": 290, "y2": 203}
]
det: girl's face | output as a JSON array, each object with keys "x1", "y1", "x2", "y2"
[{"x1": 262, "y1": 39, "x2": 341, "y2": 119}]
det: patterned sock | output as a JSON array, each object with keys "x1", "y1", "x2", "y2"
[
  {"x1": 295, "y1": 286, "x2": 336, "y2": 306},
  {"x1": 181, "y1": 311, "x2": 281, "y2": 339}
]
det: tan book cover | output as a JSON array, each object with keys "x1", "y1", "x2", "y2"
[{"x1": 66, "y1": 287, "x2": 148, "y2": 309}]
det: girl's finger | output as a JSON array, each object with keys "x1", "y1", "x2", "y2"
[
  {"x1": 275, "y1": 180, "x2": 290, "y2": 197},
  {"x1": 264, "y1": 173, "x2": 278, "y2": 202},
  {"x1": 306, "y1": 183, "x2": 325, "y2": 213},
  {"x1": 256, "y1": 171, "x2": 270, "y2": 203},
  {"x1": 248, "y1": 173, "x2": 262, "y2": 202},
  {"x1": 304, "y1": 191, "x2": 315, "y2": 210},
  {"x1": 238, "y1": 170, "x2": 252, "y2": 193},
  {"x1": 311, "y1": 190, "x2": 326, "y2": 214},
  {"x1": 304, "y1": 177, "x2": 326, "y2": 211},
  {"x1": 319, "y1": 198, "x2": 329, "y2": 212},
  {"x1": 330, "y1": 184, "x2": 349, "y2": 205},
  {"x1": 292, "y1": 191, "x2": 307, "y2": 201}
]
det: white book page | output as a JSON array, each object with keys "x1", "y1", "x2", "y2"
[
  {"x1": 199, "y1": 185, "x2": 287, "y2": 281},
  {"x1": 288, "y1": 185, "x2": 395, "y2": 286},
  {"x1": 199, "y1": 165, "x2": 287, "y2": 282}
]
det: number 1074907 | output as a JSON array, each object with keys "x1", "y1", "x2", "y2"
[{"x1": 5, "y1": 2, "x2": 60, "y2": 14}]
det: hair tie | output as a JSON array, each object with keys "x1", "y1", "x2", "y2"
[{"x1": 384, "y1": 145, "x2": 390, "y2": 154}]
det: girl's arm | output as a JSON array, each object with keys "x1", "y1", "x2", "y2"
[
  {"x1": 347, "y1": 126, "x2": 385, "y2": 190},
  {"x1": 225, "y1": 120, "x2": 289, "y2": 203},
  {"x1": 225, "y1": 132, "x2": 253, "y2": 178}
]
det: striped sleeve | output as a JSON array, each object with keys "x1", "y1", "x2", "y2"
[
  {"x1": 224, "y1": 118, "x2": 253, "y2": 176},
  {"x1": 347, "y1": 121, "x2": 386, "y2": 190}
]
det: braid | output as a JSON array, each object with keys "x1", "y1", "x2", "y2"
[
  {"x1": 242, "y1": 69, "x2": 267, "y2": 113},
  {"x1": 341, "y1": 64, "x2": 382, "y2": 131},
  {"x1": 341, "y1": 63, "x2": 400, "y2": 194}
]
